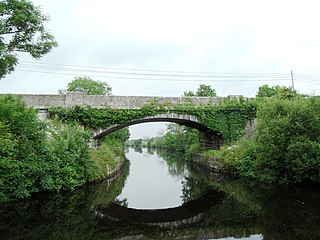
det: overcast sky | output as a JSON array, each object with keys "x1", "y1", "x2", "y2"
[{"x1": 1, "y1": 0, "x2": 320, "y2": 138}]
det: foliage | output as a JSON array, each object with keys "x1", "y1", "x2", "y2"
[
  {"x1": 41, "y1": 121, "x2": 94, "y2": 191},
  {"x1": 253, "y1": 97, "x2": 320, "y2": 184},
  {"x1": 0, "y1": 162, "x2": 130, "y2": 240},
  {"x1": 89, "y1": 138, "x2": 125, "y2": 181},
  {"x1": 48, "y1": 98, "x2": 256, "y2": 145},
  {"x1": 0, "y1": 95, "x2": 47, "y2": 201},
  {"x1": 222, "y1": 97, "x2": 320, "y2": 184},
  {"x1": 107, "y1": 127, "x2": 130, "y2": 143},
  {"x1": 256, "y1": 84, "x2": 299, "y2": 99},
  {"x1": 220, "y1": 139, "x2": 257, "y2": 178},
  {"x1": 149, "y1": 124, "x2": 201, "y2": 156},
  {"x1": 0, "y1": 95, "x2": 126, "y2": 202},
  {"x1": 196, "y1": 99, "x2": 256, "y2": 144},
  {"x1": 59, "y1": 76, "x2": 112, "y2": 95},
  {"x1": 161, "y1": 124, "x2": 189, "y2": 151},
  {"x1": 203, "y1": 149, "x2": 224, "y2": 158},
  {"x1": 131, "y1": 138, "x2": 143, "y2": 148},
  {"x1": 184, "y1": 84, "x2": 217, "y2": 97},
  {"x1": 0, "y1": 0, "x2": 57, "y2": 78}
]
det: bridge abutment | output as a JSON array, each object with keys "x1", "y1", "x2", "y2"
[{"x1": 200, "y1": 132, "x2": 223, "y2": 150}]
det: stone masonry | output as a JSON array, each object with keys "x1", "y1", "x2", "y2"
[{"x1": 1, "y1": 92, "x2": 243, "y2": 110}]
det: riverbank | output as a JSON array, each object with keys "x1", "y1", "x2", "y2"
[
  {"x1": 0, "y1": 94, "x2": 127, "y2": 202},
  {"x1": 191, "y1": 152, "x2": 235, "y2": 176},
  {"x1": 88, "y1": 139, "x2": 126, "y2": 182}
]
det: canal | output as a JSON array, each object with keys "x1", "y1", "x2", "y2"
[{"x1": 1, "y1": 147, "x2": 320, "y2": 239}]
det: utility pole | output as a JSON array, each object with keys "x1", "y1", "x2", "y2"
[{"x1": 291, "y1": 70, "x2": 295, "y2": 90}]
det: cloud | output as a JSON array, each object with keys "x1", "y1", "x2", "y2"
[{"x1": 1, "y1": 0, "x2": 319, "y2": 97}]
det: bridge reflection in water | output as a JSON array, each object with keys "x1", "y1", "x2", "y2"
[{"x1": 95, "y1": 189, "x2": 225, "y2": 229}]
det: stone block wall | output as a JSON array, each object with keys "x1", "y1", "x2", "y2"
[{"x1": 0, "y1": 92, "x2": 244, "y2": 109}]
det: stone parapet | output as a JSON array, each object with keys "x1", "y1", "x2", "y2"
[{"x1": 0, "y1": 92, "x2": 246, "y2": 109}]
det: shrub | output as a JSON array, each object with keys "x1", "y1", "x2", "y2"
[
  {"x1": 254, "y1": 97, "x2": 320, "y2": 183},
  {"x1": 0, "y1": 95, "x2": 125, "y2": 202}
]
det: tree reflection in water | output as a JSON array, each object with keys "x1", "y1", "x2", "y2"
[{"x1": 1, "y1": 149, "x2": 320, "y2": 239}]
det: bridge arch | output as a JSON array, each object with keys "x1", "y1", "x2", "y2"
[
  {"x1": 93, "y1": 113, "x2": 209, "y2": 139},
  {"x1": 92, "y1": 113, "x2": 222, "y2": 149}
]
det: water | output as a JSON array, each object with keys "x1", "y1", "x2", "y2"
[
  {"x1": 116, "y1": 148, "x2": 188, "y2": 209},
  {"x1": 1, "y1": 147, "x2": 320, "y2": 240}
]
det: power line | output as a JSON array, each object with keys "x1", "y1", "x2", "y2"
[
  {"x1": 295, "y1": 79, "x2": 320, "y2": 86},
  {"x1": 19, "y1": 61, "x2": 288, "y2": 76},
  {"x1": 18, "y1": 63, "x2": 289, "y2": 79},
  {"x1": 16, "y1": 61, "x2": 320, "y2": 86},
  {"x1": 295, "y1": 74, "x2": 320, "y2": 81},
  {"x1": 16, "y1": 62, "x2": 291, "y2": 83},
  {"x1": 16, "y1": 69, "x2": 291, "y2": 82}
]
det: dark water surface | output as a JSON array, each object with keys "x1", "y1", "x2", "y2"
[{"x1": 1, "y1": 147, "x2": 320, "y2": 240}]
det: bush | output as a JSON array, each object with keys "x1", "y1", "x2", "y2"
[
  {"x1": 221, "y1": 139, "x2": 257, "y2": 178},
  {"x1": 0, "y1": 95, "x2": 125, "y2": 202},
  {"x1": 220, "y1": 96, "x2": 320, "y2": 184},
  {"x1": 252, "y1": 97, "x2": 320, "y2": 183},
  {"x1": 0, "y1": 95, "x2": 48, "y2": 201},
  {"x1": 41, "y1": 121, "x2": 93, "y2": 191}
]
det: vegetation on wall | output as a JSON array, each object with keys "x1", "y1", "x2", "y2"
[{"x1": 48, "y1": 97, "x2": 256, "y2": 145}]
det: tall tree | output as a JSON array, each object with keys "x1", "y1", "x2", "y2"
[
  {"x1": 0, "y1": 0, "x2": 58, "y2": 79},
  {"x1": 184, "y1": 84, "x2": 217, "y2": 97},
  {"x1": 60, "y1": 76, "x2": 112, "y2": 95},
  {"x1": 256, "y1": 84, "x2": 299, "y2": 99}
]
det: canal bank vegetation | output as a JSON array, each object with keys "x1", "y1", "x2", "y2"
[
  {"x1": 0, "y1": 95, "x2": 127, "y2": 202},
  {"x1": 220, "y1": 96, "x2": 320, "y2": 184},
  {"x1": 89, "y1": 131, "x2": 128, "y2": 181},
  {"x1": 206, "y1": 86, "x2": 320, "y2": 184}
]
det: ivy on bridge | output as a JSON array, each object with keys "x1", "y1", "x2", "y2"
[{"x1": 48, "y1": 97, "x2": 256, "y2": 145}]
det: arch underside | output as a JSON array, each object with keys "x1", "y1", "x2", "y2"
[{"x1": 93, "y1": 115, "x2": 216, "y2": 140}]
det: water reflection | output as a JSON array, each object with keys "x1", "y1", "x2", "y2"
[
  {"x1": 97, "y1": 188, "x2": 225, "y2": 229},
  {"x1": 0, "y1": 161, "x2": 130, "y2": 240},
  {"x1": 1, "y1": 148, "x2": 320, "y2": 239},
  {"x1": 116, "y1": 148, "x2": 188, "y2": 209},
  {"x1": 210, "y1": 236, "x2": 263, "y2": 240}
]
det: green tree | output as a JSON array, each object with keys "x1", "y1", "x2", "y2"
[
  {"x1": 184, "y1": 84, "x2": 217, "y2": 97},
  {"x1": 107, "y1": 128, "x2": 130, "y2": 143},
  {"x1": 133, "y1": 138, "x2": 143, "y2": 148},
  {"x1": 60, "y1": 76, "x2": 112, "y2": 95},
  {"x1": 256, "y1": 84, "x2": 298, "y2": 99},
  {"x1": 183, "y1": 90, "x2": 195, "y2": 97},
  {"x1": 0, "y1": 0, "x2": 58, "y2": 78}
]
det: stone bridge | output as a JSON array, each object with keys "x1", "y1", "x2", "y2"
[
  {"x1": 93, "y1": 113, "x2": 211, "y2": 138},
  {"x1": 2, "y1": 92, "x2": 251, "y2": 149},
  {"x1": 8, "y1": 92, "x2": 240, "y2": 110},
  {"x1": 92, "y1": 113, "x2": 222, "y2": 148}
]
